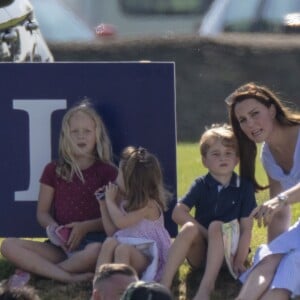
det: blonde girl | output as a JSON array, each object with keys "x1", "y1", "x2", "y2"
[
  {"x1": 1, "y1": 100, "x2": 117, "y2": 283},
  {"x1": 95, "y1": 146, "x2": 171, "y2": 281}
]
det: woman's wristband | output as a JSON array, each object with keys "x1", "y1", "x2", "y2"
[{"x1": 277, "y1": 193, "x2": 288, "y2": 205}]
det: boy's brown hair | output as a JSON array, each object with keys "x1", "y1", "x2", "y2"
[{"x1": 199, "y1": 124, "x2": 238, "y2": 157}]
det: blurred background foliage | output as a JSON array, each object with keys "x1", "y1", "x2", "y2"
[{"x1": 49, "y1": 34, "x2": 300, "y2": 141}]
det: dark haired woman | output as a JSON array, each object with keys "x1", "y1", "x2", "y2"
[{"x1": 226, "y1": 82, "x2": 300, "y2": 300}]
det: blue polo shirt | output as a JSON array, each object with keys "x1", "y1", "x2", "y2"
[{"x1": 180, "y1": 172, "x2": 256, "y2": 229}]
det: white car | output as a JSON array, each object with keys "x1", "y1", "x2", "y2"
[
  {"x1": 199, "y1": 0, "x2": 300, "y2": 36},
  {"x1": 61, "y1": 0, "x2": 213, "y2": 39},
  {"x1": 30, "y1": 0, "x2": 97, "y2": 43},
  {"x1": 0, "y1": 0, "x2": 53, "y2": 61}
]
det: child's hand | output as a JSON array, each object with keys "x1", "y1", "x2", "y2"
[
  {"x1": 233, "y1": 259, "x2": 246, "y2": 276},
  {"x1": 95, "y1": 186, "x2": 106, "y2": 202},
  {"x1": 105, "y1": 182, "x2": 119, "y2": 203},
  {"x1": 64, "y1": 222, "x2": 87, "y2": 251}
]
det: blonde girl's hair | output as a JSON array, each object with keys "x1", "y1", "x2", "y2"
[
  {"x1": 199, "y1": 123, "x2": 238, "y2": 157},
  {"x1": 225, "y1": 82, "x2": 300, "y2": 191},
  {"x1": 57, "y1": 99, "x2": 114, "y2": 182},
  {"x1": 119, "y1": 146, "x2": 171, "y2": 212}
]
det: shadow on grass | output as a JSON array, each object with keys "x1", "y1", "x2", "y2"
[
  {"x1": 184, "y1": 266, "x2": 242, "y2": 300},
  {"x1": 0, "y1": 257, "x2": 92, "y2": 300},
  {"x1": 32, "y1": 278, "x2": 92, "y2": 300},
  {"x1": 0, "y1": 259, "x2": 15, "y2": 280},
  {"x1": 1, "y1": 257, "x2": 243, "y2": 300}
]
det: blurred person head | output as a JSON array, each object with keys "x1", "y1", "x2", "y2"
[
  {"x1": 92, "y1": 263, "x2": 138, "y2": 300},
  {"x1": 120, "y1": 281, "x2": 174, "y2": 300}
]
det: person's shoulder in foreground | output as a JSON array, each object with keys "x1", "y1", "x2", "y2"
[
  {"x1": 92, "y1": 263, "x2": 138, "y2": 300},
  {"x1": 121, "y1": 281, "x2": 174, "y2": 300}
]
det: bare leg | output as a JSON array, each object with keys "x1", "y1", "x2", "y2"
[
  {"x1": 95, "y1": 237, "x2": 119, "y2": 272},
  {"x1": 260, "y1": 288, "x2": 290, "y2": 300},
  {"x1": 1, "y1": 238, "x2": 66, "y2": 262},
  {"x1": 193, "y1": 221, "x2": 225, "y2": 300},
  {"x1": 267, "y1": 205, "x2": 290, "y2": 242},
  {"x1": 0, "y1": 238, "x2": 78, "y2": 282},
  {"x1": 160, "y1": 221, "x2": 207, "y2": 288},
  {"x1": 114, "y1": 243, "x2": 149, "y2": 277},
  {"x1": 236, "y1": 254, "x2": 283, "y2": 300},
  {"x1": 260, "y1": 249, "x2": 300, "y2": 300},
  {"x1": 59, "y1": 242, "x2": 101, "y2": 273}
]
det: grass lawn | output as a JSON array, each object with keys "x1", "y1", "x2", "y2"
[{"x1": 1, "y1": 143, "x2": 300, "y2": 299}]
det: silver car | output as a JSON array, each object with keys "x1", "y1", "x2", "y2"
[
  {"x1": 199, "y1": 0, "x2": 300, "y2": 36},
  {"x1": 0, "y1": 0, "x2": 53, "y2": 61},
  {"x1": 30, "y1": 0, "x2": 97, "y2": 43}
]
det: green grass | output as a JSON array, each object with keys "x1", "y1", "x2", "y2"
[{"x1": 1, "y1": 142, "x2": 300, "y2": 299}]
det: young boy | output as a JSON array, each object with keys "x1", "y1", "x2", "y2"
[{"x1": 160, "y1": 124, "x2": 256, "y2": 300}]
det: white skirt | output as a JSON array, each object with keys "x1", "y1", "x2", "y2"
[
  {"x1": 240, "y1": 219, "x2": 300, "y2": 296},
  {"x1": 116, "y1": 237, "x2": 159, "y2": 282}
]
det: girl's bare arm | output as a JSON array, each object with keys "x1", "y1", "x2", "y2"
[
  {"x1": 36, "y1": 183, "x2": 57, "y2": 228},
  {"x1": 98, "y1": 200, "x2": 118, "y2": 236}
]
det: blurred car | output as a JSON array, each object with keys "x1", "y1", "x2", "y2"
[
  {"x1": 30, "y1": 0, "x2": 97, "y2": 43},
  {"x1": 61, "y1": 0, "x2": 213, "y2": 39},
  {"x1": 199, "y1": 0, "x2": 300, "y2": 36},
  {"x1": 283, "y1": 12, "x2": 300, "y2": 33},
  {"x1": 0, "y1": 0, "x2": 53, "y2": 61}
]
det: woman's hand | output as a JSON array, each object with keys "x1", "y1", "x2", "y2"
[{"x1": 251, "y1": 197, "x2": 285, "y2": 227}]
